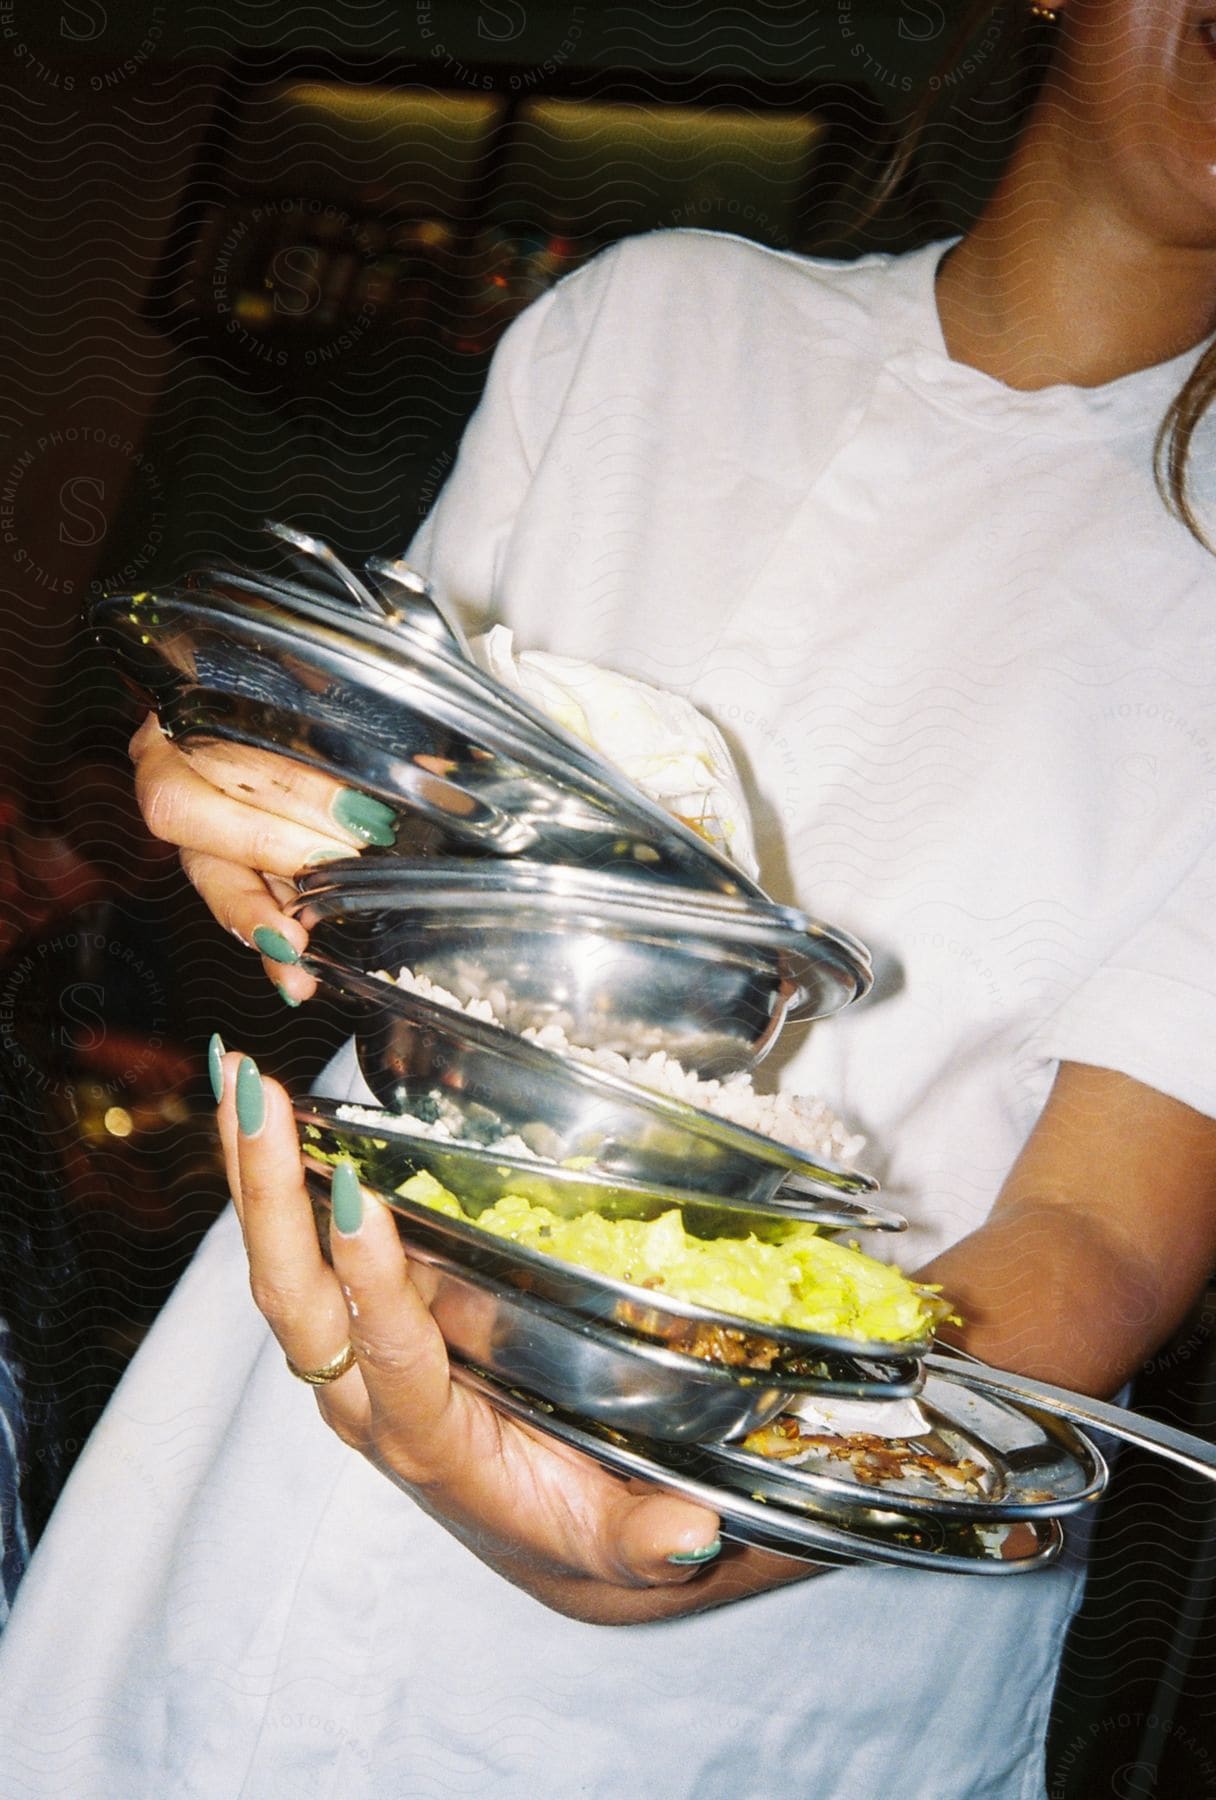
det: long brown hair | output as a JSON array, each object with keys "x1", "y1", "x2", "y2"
[
  {"x1": 1156, "y1": 352, "x2": 1216, "y2": 547},
  {"x1": 856, "y1": 0, "x2": 1214, "y2": 547}
]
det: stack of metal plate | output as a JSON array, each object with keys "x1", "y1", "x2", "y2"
[
  {"x1": 90, "y1": 542, "x2": 767, "y2": 892},
  {"x1": 95, "y1": 526, "x2": 1216, "y2": 1572}
]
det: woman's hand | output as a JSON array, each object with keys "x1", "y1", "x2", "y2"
[
  {"x1": 130, "y1": 716, "x2": 399, "y2": 1002},
  {"x1": 214, "y1": 1049, "x2": 822, "y2": 1623}
]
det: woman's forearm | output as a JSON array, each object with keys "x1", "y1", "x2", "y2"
[
  {"x1": 917, "y1": 1063, "x2": 1216, "y2": 1398},
  {"x1": 917, "y1": 1204, "x2": 1176, "y2": 1398}
]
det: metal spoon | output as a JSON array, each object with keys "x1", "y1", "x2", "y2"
[
  {"x1": 923, "y1": 1351, "x2": 1216, "y2": 1483},
  {"x1": 777, "y1": 1174, "x2": 907, "y2": 1232},
  {"x1": 364, "y1": 554, "x2": 474, "y2": 662},
  {"x1": 263, "y1": 519, "x2": 393, "y2": 622}
]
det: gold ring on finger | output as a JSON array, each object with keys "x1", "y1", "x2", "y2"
[{"x1": 285, "y1": 1341, "x2": 357, "y2": 1386}]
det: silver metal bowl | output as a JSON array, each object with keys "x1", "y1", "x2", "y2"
[
  {"x1": 697, "y1": 1374, "x2": 1107, "y2": 1522},
  {"x1": 298, "y1": 1107, "x2": 929, "y2": 1369},
  {"x1": 309, "y1": 1174, "x2": 799, "y2": 1442},
  {"x1": 455, "y1": 1366, "x2": 1065, "y2": 1574},
  {"x1": 88, "y1": 583, "x2": 764, "y2": 897},
  {"x1": 292, "y1": 857, "x2": 871, "y2": 1075},
  {"x1": 311, "y1": 956, "x2": 880, "y2": 1206}
]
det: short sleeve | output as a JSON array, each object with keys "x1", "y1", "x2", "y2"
[
  {"x1": 1033, "y1": 833, "x2": 1216, "y2": 1118},
  {"x1": 403, "y1": 244, "x2": 625, "y2": 628}
]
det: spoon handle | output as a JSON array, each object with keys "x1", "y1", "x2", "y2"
[
  {"x1": 263, "y1": 518, "x2": 388, "y2": 619},
  {"x1": 923, "y1": 1352, "x2": 1216, "y2": 1481}
]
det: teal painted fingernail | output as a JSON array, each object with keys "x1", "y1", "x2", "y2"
[
  {"x1": 235, "y1": 1057, "x2": 265, "y2": 1136},
  {"x1": 331, "y1": 1159, "x2": 363, "y2": 1235},
  {"x1": 207, "y1": 1032, "x2": 225, "y2": 1103},
  {"x1": 303, "y1": 849, "x2": 347, "y2": 866},
  {"x1": 252, "y1": 925, "x2": 300, "y2": 965},
  {"x1": 667, "y1": 1539, "x2": 721, "y2": 1566},
  {"x1": 275, "y1": 983, "x2": 302, "y2": 1008},
  {"x1": 331, "y1": 789, "x2": 397, "y2": 847}
]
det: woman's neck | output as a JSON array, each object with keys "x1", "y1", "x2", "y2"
[{"x1": 937, "y1": 97, "x2": 1216, "y2": 390}]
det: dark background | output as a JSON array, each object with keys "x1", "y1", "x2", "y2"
[{"x1": 0, "y1": 6, "x2": 1212, "y2": 1795}]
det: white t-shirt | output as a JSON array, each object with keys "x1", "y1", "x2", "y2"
[
  {"x1": 0, "y1": 231, "x2": 1212, "y2": 1800},
  {"x1": 408, "y1": 229, "x2": 1216, "y2": 1262}
]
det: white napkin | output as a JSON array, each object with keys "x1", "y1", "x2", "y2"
[
  {"x1": 785, "y1": 1394, "x2": 931, "y2": 1439},
  {"x1": 475, "y1": 625, "x2": 759, "y2": 879}
]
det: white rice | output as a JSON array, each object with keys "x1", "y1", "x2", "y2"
[
  {"x1": 333, "y1": 1099, "x2": 538, "y2": 1161},
  {"x1": 373, "y1": 964, "x2": 866, "y2": 1167}
]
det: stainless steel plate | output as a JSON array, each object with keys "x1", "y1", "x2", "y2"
[
  {"x1": 292, "y1": 858, "x2": 871, "y2": 1074},
  {"x1": 309, "y1": 1174, "x2": 795, "y2": 1442},
  {"x1": 296, "y1": 1100, "x2": 905, "y2": 1233},
  {"x1": 293, "y1": 852, "x2": 867, "y2": 944},
  {"x1": 190, "y1": 564, "x2": 485, "y2": 682},
  {"x1": 701, "y1": 1373, "x2": 1107, "y2": 1521},
  {"x1": 451, "y1": 1365, "x2": 1064, "y2": 1574},
  {"x1": 296, "y1": 1107, "x2": 932, "y2": 1370},
  {"x1": 89, "y1": 585, "x2": 764, "y2": 896},
  {"x1": 315, "y1": 958, "x2": 881, "y2": 1206},
  {"x1": 196, "y1": 553, "x2": 668, "y2": 784}
]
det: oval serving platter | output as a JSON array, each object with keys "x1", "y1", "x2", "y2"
[
  {"x1": 297, "y1": 1115, "x2": 933, "y2": 1371},
  {"x1": 697, "y1": 1373, "x2": 1107, "y2": 1522},
  {"x1": 451, "y1": 1365, "x2": 1064, "y2": 1575}
]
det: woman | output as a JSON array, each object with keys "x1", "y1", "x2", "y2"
[{"x1": 2, "y1": 1, "x2": 1216, "y2": 1793}]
